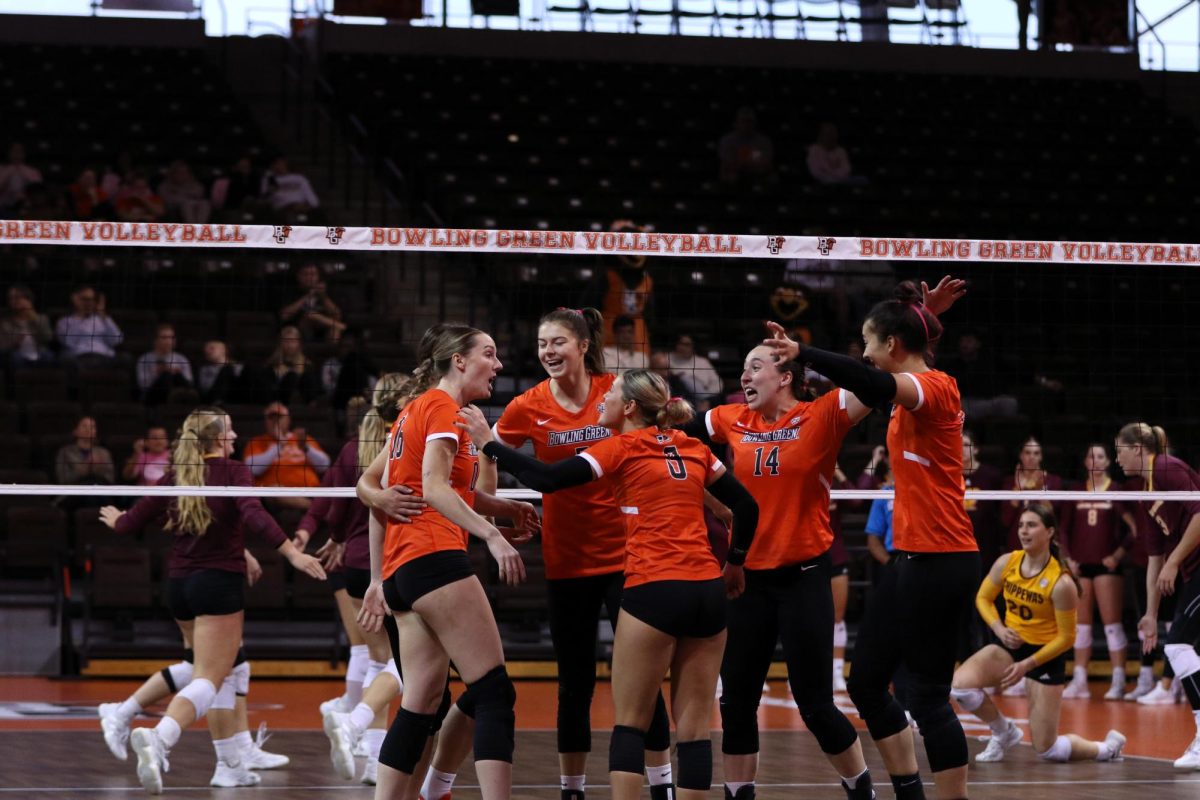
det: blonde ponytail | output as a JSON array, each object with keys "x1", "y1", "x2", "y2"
[
  {"x1": 167, "y1": 406, "x2": 227, "y2": 536},
  {"x1": 357, "y1": 373, "x2": 413, "y2": 472},
  {"x1": 620, "y1": 368, "x2": 696, "y2": 429}
]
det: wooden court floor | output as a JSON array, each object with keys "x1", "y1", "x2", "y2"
[{"x1": 1, "y1": 677, "x2": 1198, "y2": 798}]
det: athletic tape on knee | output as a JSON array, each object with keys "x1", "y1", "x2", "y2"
[
  {"x1": 675, "y1": 739, "x2": 713, "y2": 791},
  {"x1": 556, "y1": 684, "x2": 595, "y2": 754},
  {"x1": 363, "y1": 659, "x2": 386, "y2": 690},
  {"x1": 833, "y1": 620, "x2": 848, "y2": 649},
  {"x1": 1037, "y1": 735, "x2": 1072, "y2": 762},
  {"x1": 798, "y1": 701, "x2": 858, "y2": 755},
  {"x1": 1074, "y1": 624, "x2": 1093, "y2": 650},
  {"x1": 1164, "y1": 643, "x2": 1200, "y2": 681},
  {"x1": 211, "y1": 672, "x2": 238, "y2": 710},
  {"x1": 1103, "y1": 623, "x2": 1127, "y2": 654},
  {"x1": 162, "y1": 660, "x2": 193, "y2": 694},
  {"x1": 379, "y1": 708, "x2": 435, "y2": 774},
  {"x1": 847, "y1": 676, "x2": 909, "y2": 742},
  {"x1": 645, "y1": 692, "x2": 672, "y2": 753},
  {"x1": 949, "y1": 687, "x2": 985, "y2": 713},
  {"x1": 232, "y1": 661, "x2": 250, "y2": 695},
  {"x1": 178, "y1": 677, "x2": 216, "y2": 719},
  {"x1": 718, "y1": 695, "x2": 760, "y2": 755},
  {"x1": 347, "y1": 645, "x2": 370, "y2": 684},
  {"x1": 608, "y1": 725, "x2": 646, "y2": 775},
  {"x1": 908, "y1": 683, "x2": 966, "y2": 773},
  {"x1": 467, "y1": 666, "x2": 517, "y2": 763}
]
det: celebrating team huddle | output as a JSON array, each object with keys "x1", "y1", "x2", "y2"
[{"x1": 94, "y1": 276, "x2": 1200, "y2": 799}]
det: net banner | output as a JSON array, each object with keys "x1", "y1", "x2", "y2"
[{"x1": 4, "y1": 220, "x2": 1200, "y2": 266}]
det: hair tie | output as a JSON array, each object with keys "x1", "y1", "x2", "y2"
[
  {"x1": 669, "y1": 396, "x2": 683, "y2": 404},
  {"x1": 556, "y1": 306, "x2": 583, "y2": 315},
  {"x1": 909, "y1": 302, "x2": 932, "y2": 344}
]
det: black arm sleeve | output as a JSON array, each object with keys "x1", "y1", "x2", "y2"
[
  {"x1": 707, "y1": 471, "x2": 759, "y2": 567},
  {"x1": 481, "y1": 441, "x2": 595, "y2": 494},
  {"x1": 801, "y1": 346, "x2": 898, "y2": 408},
  {"x1": 680, "y1": 413, "x2": 712, "y2": 444}
]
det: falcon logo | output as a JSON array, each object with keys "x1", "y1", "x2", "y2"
[
  {"x1": 766, "y1": 235, "x2": 786, "y2": 255},
  {"x1": 596, "y1": 402, "x2": 605, "y2": 415},
  {"x1": 273, "y1": 225, "x2": 292, "y2": 244},
  {"x1": 817, "y1": 237, "x2": 836, "y2": 256},
  {"x1": 326, "y1": 226, "x2": 346, "y2": 245},
  {"x1": 655, "y1": 434, "x2": 670, "y2": 443}
]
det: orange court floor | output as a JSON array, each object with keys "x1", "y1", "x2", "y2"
[{"x1": 1, "y1": 676, "x2": 1198, "y2": 798}]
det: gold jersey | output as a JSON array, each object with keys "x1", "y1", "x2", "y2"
[{"x1": 999, "y1": 550, "x2": 1065, "y2": 645}]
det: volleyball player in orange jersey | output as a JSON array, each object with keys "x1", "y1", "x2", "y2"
[
  {"x1": 700, "y1": 345, "x2": 875, "y2": 800},
  {"x1": 415, "y1": 308, "x2": 673, "y2": 800},
  {"x1": 766, "y1": 278, "x2": 977, "y2": 800},
  {"x1": 458, "y1": 368, "x2": 759, "y2": 800},
  {"x1": 355, "y1": 323, "x2": 539, "y2": 800}
]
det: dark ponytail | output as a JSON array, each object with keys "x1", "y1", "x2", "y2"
[
  {"x1": 864, "y1": 281, "x2": 944, "y2": 365},
  {"x1": 538, "y1": 307, "x2": 606, "y2": 375}
]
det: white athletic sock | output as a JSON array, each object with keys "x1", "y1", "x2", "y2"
[
  {"x1": 988, "y1": 714, "x2": 1009, "y2": 737},
  {"x1": 233, "y1": 730, "x2": 253, "y2": 752},
  {"x1": 213, "y1": 735, "x2": 241, "y2": 765},
  {"x1": 156, "y1": 716, "x2": 182, "y2": 750},
  {"x1": 422, "y1": 767, "x2": 457, "y2": 800},
  {"x1": 561, "y1": 775, "x2": 586, "y2": 791},
  {"x1": 362, "y1": 727, "x2": 386, "y2": 760},
  {"x1": 647, "y1": 762, "x2": 672, "y2": 785},
  {"x1": 345, "y1": 645, "x2": 370, "y2": 707},
  {"x1": 1140, "y1": 666, "x2": 1155, "y2": 681},
  {"x1": 833, "y1": 658, "x2": 845, "y2": 675},
  {"x1": 348, "y1": 701, "x2": 375, "y2": 735},
  {"x1": 117, "y1": 697, "x2": 142, "y2": 721},
  {"x1": 1112, "y1": 666, "x2": 1127, "y2": 683},
  {"x1": 842, "y1": 767, "x2": 868, "y2": 788},
  {"x1": 1072, "y1": 666, "x2": 1087, "y2": 684},
  {"x1": 725, "y1": 782, "x2": 754, "y2": 794},
  {"x1": 1095, "y1": 740, "x2": 1113, "y2": 761}
]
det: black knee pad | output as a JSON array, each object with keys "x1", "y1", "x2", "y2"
[
  {"x1": 465, "y1": 666, "x2": 516, "y2": 763},
  {"x1": 718, "y1": 695, "x2": 760, "y2": 755},
  {"x1": 908, "y1": 683, "x2": 965, "y2": 773},
  {"x1": 432, "y1": 681, "x2": 454, "y2": 732},
  {"x1": 676, "y1": 739, "x2": 713, "y2": 791},
  {"x1": 160, "y1": 666, "x2": 177, "y2": 694},
  {"x1": 378, "y1": 708, "x2": 435, "y2": 774},
  {"x1": 798, "y1": 701, "x2": 858, "y2": 756},
  {"x1": 609, "y1": 725, "x2": 646, "y2": 775},
  {"x1": 847, "y1": 674, "x2": 908, "y2": 742},
  {"x1": 645, "y1": 692, "x2": 671, "y2": 753},
  {"x1": 556, "y1": 685, "x2": 595, "y2": 753},
  {"x1": 184, "y1": 648, "x2": 194, "y2": 663},
  {"x1": 233, "y1": 646, "x2": 246, "y2": 667}
]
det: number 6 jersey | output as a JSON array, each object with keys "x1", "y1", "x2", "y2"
[
  {"x1": 577, "y1": 427, "x2": 723, "y2": 588},
  {"x1": 999, "y1": 550, "x2": 1067, "y2": 645}
]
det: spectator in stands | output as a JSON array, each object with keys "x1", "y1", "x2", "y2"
[
  {"x1": 602, "y1": 315, "x2": 647, "y2": 373},
  {"x1": 0, "y1": 142, "x2": 43, "y2": 215},
  {"x1": 100, "y1": 150, "x2": 135, "y2": 198},
  {"x1": 1, "y1": 284, "x2": 54, "y2": 367},
  {"x1": 260, "y1": 156, "x2": 319, "y2": 218},
  {"x1": 55, "y1": 415, "x2": 116, "y2": 487},
  {"x1": 122, "y1": 426, "x2": 171, "y2": 486},
  {"x1": 158, "y1": 160, "x2": 211, "y2": 224},
  {"x1": 113, "y1": 172, "x2": 164, "y2": 223},
  {"x1": 136, "y1": 323, "x2": 194, "y2": 406},
  {"x1": 242, "y1": 401, "x2": 330, "y2": 509},
  {"x1": 197, "y1": 339, "x2": 243, "y2": 405},
  {"x1": 280, "y1": 263, "x2": 346, "y2": 342},
  {"x1": 265, "y1": 325, "x2": 323, "y2": 406},
  {"x1": 649, "y1": 349, "x2": 696, "y2": 406},
  {"x1": 321, "y1": 326, "x2": 378, "y2": 413},
  {"x1": 938, "y1": 330, "x2": 1020, "y2": 421},
  {"x1": 806, "y1": 123, "x2": 865, "y2": 186},
  {"x1": 55, "y1": 285, "x2": 124, "y2": 366},
  {"x1": 718, "y1": 107, "x2": 774, "y2": 185},
  {"x1": 211, "y1": 155, "x2": 259, "y2": 215},
  {"x1": 667, "y1": 332, "x2": 722, "y2": 406},
  {"x1": 68, "y1": 168, "x2": 112, "y2": 221}
]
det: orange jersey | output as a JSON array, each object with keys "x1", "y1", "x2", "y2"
[
  {"x1": 887, "y1": 370, "x2": 977, "y2": 553},
  {"x1": 381, "y1": 389, "x2": 479, "y2": 580},
  {"x1": 242, "y1": 432, "x2": 326, "y2": 487},
  {"x1": 706, "y1": 390, "x2": 853, "y2": 569},
  {"x1": 493, "y1": 374, "x2": 626, "y2": 580},
  {"x1": 578, "y1": 427, "x2": 722, "y2": 587}
]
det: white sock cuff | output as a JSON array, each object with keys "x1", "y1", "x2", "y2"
[
  {"x1": 647, "y1": 762, "x2": 672, "y2": 785},
  {"x1": 347, "y1": 645, "x2": 371, "y2": 683},
  {"x1": 1037, "y1": 735, "x2": 1072, "y2": 762},
  {"x1": 234, "y1": 730, "x2": 253, "y2": 749},
  {"x1": 213, "y1": 735, "x2": 241, "y2": 765},
  {"x1": 156, "y1": 715, "x2": 183, "y2": 750},
  {"x1": 561, "y1": 775, "x2": 586, "y2": 791},
  {"x1": 833, "y1": 620, "x2": 848, "y2": 648},
  {"x1": 177, "y1": 677, "x2": 216, "y2": 719}
]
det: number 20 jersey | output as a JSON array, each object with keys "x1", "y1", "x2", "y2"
[
  {"x1": 999, "y1": 549, "x2": 1065, "y2": 646},
  {"x1": 706, "y1": 390, "x2": 853, "y2": 570}
]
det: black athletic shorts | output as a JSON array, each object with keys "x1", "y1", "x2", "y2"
[
  {"x1": 345, "y1": 567, "x2": 371, "y2": 600},
  {"x1": 1078, "y1": 563, "x2": 1120, "y2": 579},
  {"x1": 620, "y1": 578, "x2": 727, "y2": 639},
  {"x1": 1006, "y1": 641, "x2": 1068, "y2": 685},
  {"x1": 382, "y1": 550, "x2": 475, "y2": 613},
  {"x1": 167, "y1": 569, "x2": 244, "y2": 620},
  {"x1": 327, "y1": 567, "x2": 347, "y2": 592}
]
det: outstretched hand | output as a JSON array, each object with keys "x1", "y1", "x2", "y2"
[
  {"x1": 921, "y1": 275, "x2": 967, "y2": 316},
  {"x1": 761, "y1": 321, "x2": 801, "y2": 362}
]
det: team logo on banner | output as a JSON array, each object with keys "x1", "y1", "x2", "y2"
[
  {"x1": 817, "y1": 237, "x2": 837, "y2": 256},
  {"x1": 766, "y1": 235, "x2": 786, "y2": 255},
  {"x1": 273, "y1": 225, "x2": 292, "y2": 244},
  {"x1": 326, "y1": 226, "x2": 346, "y2": 245}
]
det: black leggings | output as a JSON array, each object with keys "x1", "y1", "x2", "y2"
[
  {"x1": 548, "y1": 572, "x2": 671, "y2": 754},
  {"x1": 848, "y1": 550, "x2": 980, "y2": 774},
  {"x1": 719, "y1": 551, "x2": 859, "y2": 757},
  {"x1": 1127, "y1": 564, "x2": 1177, "y2": 671}
]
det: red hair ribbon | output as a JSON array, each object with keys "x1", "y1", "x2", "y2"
[{"x1": 669, "y1": 396, "x2": 683, "y2": 404}]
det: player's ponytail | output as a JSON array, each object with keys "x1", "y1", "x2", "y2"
[
  {"x1": 168, "y1": 406, "x2": 226, "y2": 537},
  {"x1": 408, "y1": 322, "x2": 484, "y2": 398},
  {"x1": 539, "y1": 306, "x2": 606, "y2": 375},
  {"x1": 864, "y1": 280, "x2": 943, "y2": 365},
  {"x1": 1024, "y1": 501, "x2": 1080, "y2": 594},
  {"x1": 620, "y1": 368, "x2": 695, "y2": 429},
  {"x1": 358, "y1": 372, "x2": 412, "y2": 472}
]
